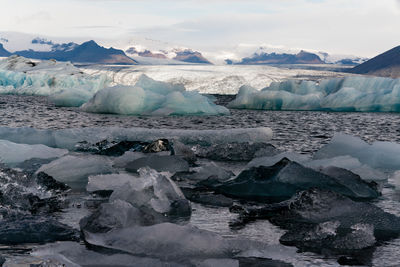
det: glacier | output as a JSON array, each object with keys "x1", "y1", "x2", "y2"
[
  {"x1": 228, "y1": 76, "x2": 400, "y2": 112},
  {"x1": 81, "y1": 75, "x2": 229, "y2": 116}
]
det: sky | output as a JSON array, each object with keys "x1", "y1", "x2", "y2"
[{"x1": 1, "y1": 0, "x2": 399, "y2": 57}]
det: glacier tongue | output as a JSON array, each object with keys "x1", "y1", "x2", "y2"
[{"x1": 228, "y1": 76, "x2": 400, "y2": 112}]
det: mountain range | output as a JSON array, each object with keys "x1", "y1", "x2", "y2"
[{"x1": 0, "y1": 32, "x2": 371, "y2": 66}]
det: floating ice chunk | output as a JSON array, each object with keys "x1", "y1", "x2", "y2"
[
  {"x1": 86, "y1": 173, "x2": 137, "y2": 193},
  {"x1": 83, "y1": 223, "x2": 230, "y2": 260},
  {"x1": 0, "y1": 139, "x2": 67, "y2": 165},
  {"x1": 190, "y1": 162, "x2": 234, "y2": 182},
  {"x1": 32, "y1": 241, "x2": 179, "y2": 267},
  {"x1": 314, "y1": 133, "x2": 400, "y2": 171},
  {"x1": 196, "y1": 142, "x2": 278, "y2": 162},
  {"x1": 305, "y1": 155, "x2": 387, "y2": 181},
  {"x1": 112, "y1": 151, "x2": 147, "y2": 168},
  {"x1": 81, "y1": 74, "x2": 230, "y2": 116},
  {"x1": 228, "y1": 76, "x2": 400, "y2": 112},
  {"x1": 247, "y1": 152, "x2": 310, "y2": 168},
  {"x1": 235, "y1": 188, "x2": 400, "y2": 259},
  {"x1": 210, "y1": 158, "x2": 379, "y2": 202},
  {"x1": 108, "y1": 167, "x2": 190, "y2": 219},
  {"x1": 0, "y1": 126, "x2": 273, "y2": 150},
  {"x1": 36, "y1": 155, "x2": 114, "y2": 190},
  {"x1": 125, "y1": 155, "x2": 189, "y2": 173}
]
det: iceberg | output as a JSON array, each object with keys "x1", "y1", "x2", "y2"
[
  {"x1": 228, "y1": 76, "x2": 400, "y2": 112},
  {"x1": 0, "y1": 56, "x2": 109, "y2": 107},
  {"x1": 81, "y1": 74, "x2": 229, "y2": 116}
]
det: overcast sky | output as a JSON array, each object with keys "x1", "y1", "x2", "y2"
[{"x1": 1, "y1": 0, "x2": 399, "y2": 57}]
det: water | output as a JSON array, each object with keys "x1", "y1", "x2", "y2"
[
  {"x1": 1, "y1": 95, "x2": 399, "y2": 153},
  {"x1": 1, "y1": 94, "x2": 400, "y2": 266}
]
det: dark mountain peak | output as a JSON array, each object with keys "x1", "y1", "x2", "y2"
[
  {"x1": 13, "y1": 39, "x2": 137, "y2": 65},
  {"x1": 238, "y1": 50, "x2": 323, "y2": 65},
  {"x1": 0, "y1": 43, "x2": 11, "y2": 57},
  {"x1": 350, "y1": 45, "x2": 400, "y2": 78},
  {"x1": 79, "y1": 40, "x2": 100, "y2": 48},
  {"x1": 295, "y1": 50, "x2": 323, "y2": 63},
  {"x1": 173, "y1": 49, "x2": 211, "y2": 64}
]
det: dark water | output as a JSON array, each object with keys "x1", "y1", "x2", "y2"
[
  {"x1": 1, "y1": 95, "x2": 400, "y2": 154},
  {"x1": 1, "y1": 95, "x2": 400, "y2": 266}
]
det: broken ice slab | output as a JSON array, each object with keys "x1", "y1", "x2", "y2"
[
  {"x1": 36, "y1": 155, "x2": 114, "y2": 190},
  {"x1": 0, "y1": 126, "x2": 273, "y2": 150},
  {"x1": 314, "y1": 133, "x2": 400, "y2": 171},
  {"x1": 125, "y1": 155, "x2": 189, "y2": 173},
  {"x1": 0, "y1": 139, "x2": 67, "y2": 165},
  {"x1": 207, "y1": 158, "x2": 379, "y2": 203}
]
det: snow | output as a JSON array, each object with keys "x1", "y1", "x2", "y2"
[
  {"x1": 0, "y1": 139, "x2": 68, "y2": 165},
  {"x1": 228, "y1": 76, "x2": 400, "y2": 112},
  {"x1": 82, "y1": 74, "x2": 229, "y2": 115}
]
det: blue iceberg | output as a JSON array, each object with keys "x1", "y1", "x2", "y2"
[
  {"x1": 228, "y1": 76, "x2": 400, "y2": 112},
  {"x1": 81, "y1": 75, "x2": 230, "y2": 116},
  {"x1": 0, "y1": 56, "x2": 109, "y2": 107}
]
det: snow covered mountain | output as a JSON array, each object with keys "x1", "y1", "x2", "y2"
[
  {"x1": 0, "y1": 32, "x2": 367, "y2": 66},
  {"x1": 0, "y1": 32, "x2": 136, "y2": 65},
  {"x1": 14, "y1": 40, "x2": 137, "y2": 65}
]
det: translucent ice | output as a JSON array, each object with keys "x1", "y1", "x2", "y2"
[
  {"x1": 0, "y1": 139, "x2": 67, "y2": 165},
  {"x1": 228, "y1": 76, "x2": 400, "y2": 112},
  {"x1": 249, "y1": 152, "x2": 386, "y2": 181},
  {"x1": 0, "y1": 126, "x2": 273, "y2": 150},
  {"x1": 211, "y1": 158, "x2": 379, "y2": 202},
  {"x1": 314, "y1": 133, "x2": 400, "y2": 171},
  {"x1": 81, "y1": 74, "x2": 229, "y2": 116},
  {"x1": 108, "y1": 167, "x2": 190, "y2": 218},
  {"x1": 125, "y1": 155, "x2": 190, "y2": 173},
  {"x1": 31, "y1": 241, "x2": 183, "y2": 267},
  {"x1": 83, "y1": 223, "x2": 231, "y2": 260},
  {"x1": 36, "y1": 155, "x2": 114, "y2": 190}
]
